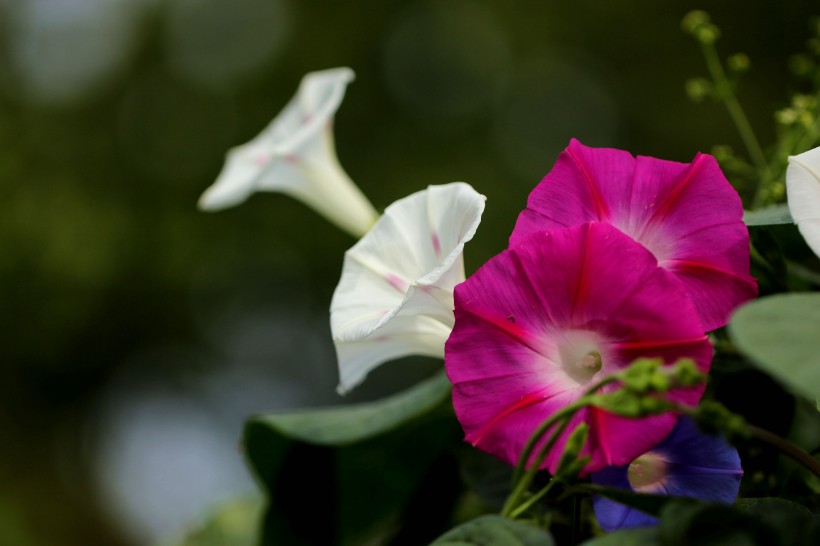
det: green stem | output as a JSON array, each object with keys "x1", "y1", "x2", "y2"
[
  {"x1": 503, "y1": 376, "x2": 618, "y2": 518},
  {"x1": 786, "y1": 259, "x2": 820, "y2": 286},
  {"x1": 571, "y1": 495, "x2": 580, "y2": 546},
  {"x1": 748, "y1": 424, "x2": 820, "y2": 477},
  {"x1": 511, "y1": 403, "x2": 581, "y2": 486},
  {"x1": 502, "y1": 413, "x2": 575, "y2": 518},
  {"x1": 511, "y1": 376, "x2": 619, "y2": 486},
  {"x1": 794, "y1": 116, "x2": 820, "y2": 155},
  {"x1": 509, "y1": 479, "x2": 560, "y2": 519},
  {"x1": 700, "y1": 41, "x2": 773, "y2": 205}
]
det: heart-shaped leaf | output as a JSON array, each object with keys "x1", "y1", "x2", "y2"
[{"x1": 729, "y1": 293, "x2": 820, "y2": 402}]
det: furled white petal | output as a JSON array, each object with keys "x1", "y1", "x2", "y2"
[
  {"x1": 787, "y1": 146, "x2": 820, "y2": 258},
  {"x1": 198, "y1": 67, "x2": 378, "y2": 237},
  {"x1": 331, "y1": 182, "x2": 486, "y2": 393}
]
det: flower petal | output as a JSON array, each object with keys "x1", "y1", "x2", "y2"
[
  {"x1": 511, "y1": 139, "x2": 756, "y2": 331},
  {"x1": 787, "y1": 145, "x2": 820, "y2": 258},
  {"x1": 331, "y1": 182, "x2": 486, "y2": 393},
  {"x1": 198, "y1": 67, "x2": 378, "y2": 237},
  {"x1": 447, "y1": 223, "x2": 712, "y2": 474},
  {"x1": 509, "y1": 139, "x2": 636, "y2": 232}
]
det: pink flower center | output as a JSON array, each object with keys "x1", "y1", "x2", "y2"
[{"x1": 627, "y1": 451, "x2": 667, "y2": 492}]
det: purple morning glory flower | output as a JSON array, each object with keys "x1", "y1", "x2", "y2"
[{"x1": 591, "y1": 415, "x2": 743, "y2": 531}]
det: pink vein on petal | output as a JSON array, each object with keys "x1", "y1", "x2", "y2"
[
  {"x1": 588, "y1": 407, "x2": 615, "y2": 465},
  {"x1": 462, "y1": 305, "x2": 548, "y2": 359},
  {"x1": 566, "y1": 146, "x2": 611, "y2": 222},
  {"x1": 386, "y1": 273, "x2": 409, "y2": 293},
  {"x1": 663, "y1": 259, "x2": 756, "y2": 285},
  {"x1": 645, "y1": 154, "x2": 707, "y2": 225},
  {"x1": 611, "y1": 336, "x2": 708, "y2": 352},
  {"x1": 571, "y1": 225, "x2": 593, "y2": 319},
  {"x1": 468, "y1": 387, "x2": 571, "y2": 446},
  {"x1": 431, "y1": 232, "x2": 441, "y2": 257}
]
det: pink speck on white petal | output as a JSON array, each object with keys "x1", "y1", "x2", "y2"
[
  {"x1": 386, "y1": 273, "x2": 408, "y2": 293},
  {"x1": 431, "y1": 233, "x2": 442, "y2": 257}
]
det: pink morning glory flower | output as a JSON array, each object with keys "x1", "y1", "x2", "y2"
[
  {"x1": 445, "y1": 222, "x2": 713, "y2": 474},
  {"x1": 592, "y1": 415, "x2": 743, "y2": 531},
  {"x1": 510, "y1": 139, "x2": 757, "y2": 331}
]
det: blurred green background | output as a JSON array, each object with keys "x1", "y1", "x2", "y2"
[{"x1": 0, "y1": 0, "x2": 816, "y2": 544}]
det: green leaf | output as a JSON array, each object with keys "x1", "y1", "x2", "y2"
[
  {"x1": 160, "y1": 495, "x2": 263, "y2": 546},
  {"x1": 656, "y1": 498, "x2": 820, "y2": 546},
  {"x1": 335, "y1": 416, "x2": 458, "y2": 544},
  {"x1": 743, "y1": 205, "x2": 793, "y2": 226},
  {"x1": 733, "y1": 497, "x2": 812, "y2": 518},
  {"x1": 248, "y1": 371, "x2": 451, "y2": 446},
  {"x1": 429, "y1": 515, "x2": 554, "y2": 545},
  {"x1": 750, "y1": 228, "x2": 788, "y2": 293},
  {"x1": 657, "y1": 501, "x2": 758, "y2": 546},
  {"x1": 458, "y1": 448, "x2": 514, "y2": 509},
  {"x1": 728, "y1": 293, "x2": 820, "y2": 401},
  {"x1": 580, "y1": 499, "x2": 818, "y2": 546},
  {"x1": 243, "y1": 375, "x2": 459, "y2": 545},
  {"x1": 580, "y1": 528, "x2": 659, "y2": 546},
  {"x1": 733, "y1": 498, "x2": 818, "y2": 546}
]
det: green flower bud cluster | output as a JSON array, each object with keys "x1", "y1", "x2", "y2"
[
  {"x1": 710, "y1": 145, "x2": 736, "y2": 163},
  {"x1": 670, "y1": 358, "x2": 706, "y2": 387},
  {"x1": 587, "y1": 358, "x2": 706, "y2": 418},
  {"x1": 727, "y1": 53, "x2": 751, "y2": 72},
  {"x1": 623, "y1": 357, "x2": 705, "y2": 391},
  {"x1": 775, "y1": 94, "x2": 817, "y2": 129},
  {"x1": 685, "y1": 78, "x2": 712, "y2": 102},
  {"x1": 692, "y1": 400, "x2": 750, "y2": 443},
  {"x1": 682, "y1": 11, "x2": 721, "y2": 45},
  {"x1": 789, "y1": 18, "x2": 820, "y2": 81},
  {"x1": 788, "y1": 53, "x2": 814, "y2": 78}
]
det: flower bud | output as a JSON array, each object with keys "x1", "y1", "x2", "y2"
[
  {"x1": 686, "y1": 78, "x2": 712, "y2": 102},
  {"x1": 727, "y1": 53, "x2": 750, "y2": 72}
]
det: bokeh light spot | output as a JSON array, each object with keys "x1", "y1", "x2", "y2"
[
  {"x1": 382, "y1": 0, "x2": 512, "y2": 126},
  {"x1": 163, "y1": 0, "x2": 290, "y2": 91},
  {"x1": 493, "y1": 55, "x2": 619, "y2": 183},
  {"x1": 6, "y1": 0, "x2": 146, "y2": 105}
]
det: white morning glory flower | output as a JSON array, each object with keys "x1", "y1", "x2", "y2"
[
  {"x1": 787, "y1": 145, "x2": 820, "y2": 258},
  {"x1": 330, "y1": 182, "x2": 486, "y2": 393},
  {"x1": 198, "y1": 67, "x2": 378, "y2": 238}
]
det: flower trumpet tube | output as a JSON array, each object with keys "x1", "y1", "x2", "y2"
[
  {"x1": 331, "y1": 182, "x2": 486, "y2": 393},
  {"x1": 786, "y1": 145, "x2": 820, "y2": 258},
  {"x1": 511, "y1": 139, "x2": 757, "y2": 331},
  {"x1": 445, "y1": 222, "x2": 713, "y2": 474},
  {"x1": 198, "y1": 67, "x2": 378, "y2": 238}
]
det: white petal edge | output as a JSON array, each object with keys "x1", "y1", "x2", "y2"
[
  {"x1": 331, "y1": 182, "x2": 486, "y2": 393},
  {"x1": 198, "y1": 67, "x2": 378, "y2": 237},
  {"x1": 787, "y1": 146, "x2": 820, "y2": 258}
]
